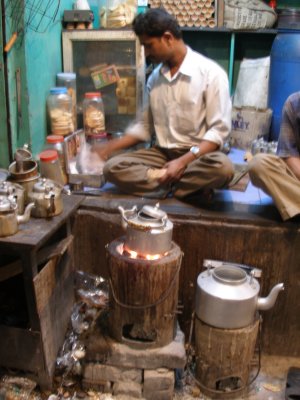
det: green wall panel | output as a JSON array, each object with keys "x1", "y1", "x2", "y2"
[{"x1": 25, "y1": 1, "x2": 74, "y2": 158}]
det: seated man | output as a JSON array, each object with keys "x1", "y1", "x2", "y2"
[
  {"x1": 93, "y1": 8, "x2": 234, "y2": 200},
  {"x1": 249, "y1": 91, "x2": 300, "y2": 221}
]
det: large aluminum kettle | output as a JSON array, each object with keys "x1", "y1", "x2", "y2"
[
  {"x1": 118, "y1": 203, "x2": 173, "y2": 256},
  {"x1": 0, "y1": 196, "x2": 34, "y2": 237},
  {"x1": 195, "y1": 260, "x2": 284, "y2": 329}
]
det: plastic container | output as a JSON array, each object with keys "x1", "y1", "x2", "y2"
[
  {"x1": 56, "y1": 73, "x2": 77, "y2": 130},
  {"x1": 277, "y1": 9, "x2": 300, "y2": 29},
  {"x1": 39, "y1": 149, "x2": 65, "y2": 186},
  {"x1": 47, "y1": 87, "x2": 74, "y2": 136},
  {"x1": 100, "y1": 0, "x2": 137, "y2": 28},
  {"x1": 83, "y1": 92, "x2": 105, "y2": 137},
  {"x1": 268, "y1": 33, "x2": 300, "y2": 140},
  {"x1": 45, "y1": 135, "x2": 68, "y2": 184}
]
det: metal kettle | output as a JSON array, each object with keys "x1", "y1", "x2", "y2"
[
  {"x1": 0, "y1": 196, "x2": 34, "y2": 237},
  {"x1": 0, "y1": 181, "x2": 25, "y2": 214},
  {"x1": 195, "y1": 261, "x2": 284, "y2": 329},
  {"x1": 27, "y1": 178, "x2": 63, "y2": 218},
  {"x1": 118, "y1": 203, "x2": 173, "y2": 256}
]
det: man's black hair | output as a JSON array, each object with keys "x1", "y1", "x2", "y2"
[{"x1": 132, "y1": 8, "x2": 182, "y2": 39}]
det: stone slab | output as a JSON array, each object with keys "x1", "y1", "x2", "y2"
[{"x1": 85, "y1": 324, "x2": 186, "y2": 370}]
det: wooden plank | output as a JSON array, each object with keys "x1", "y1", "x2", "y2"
[
  {"x1": 36, "y1": 235, "x2": 74, "y2": 266},
  {"x1": 0, "y1": 259, "x2": 22, "y2": 282},
  {"x1": 0, "y1": 325, "x2": 41, "y2": 372},
  {"x1": 33, "y1": 237, "x2": 75, "y2": 377},
  {"x1": 217, "y1": 0, "x2": 224, "y2": 27}
]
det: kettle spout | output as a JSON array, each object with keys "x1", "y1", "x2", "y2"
[
  {"x1": 257, "y1": 283, "x2": 284, "y2": 311},
  {"x1": 17, "y1": 202, "x2": 34, "y2": 224}
]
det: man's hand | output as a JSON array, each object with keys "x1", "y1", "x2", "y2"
[
  {"x1": 91, "y1": 142, "x2": 110, "y2": 161},
  {"x1": 158, "y1": 141, "x2": 219, "y2": 184},
  {"x1": 158, "y1": 157, "x2": 188, "y2": 184},
  {"x1": 91, "y1": 134, "x2": 142, "y2": 161}
]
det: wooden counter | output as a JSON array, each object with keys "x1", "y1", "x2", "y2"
[{"x1": 0, "y1": 195, "x2": 84, "y2": 389}]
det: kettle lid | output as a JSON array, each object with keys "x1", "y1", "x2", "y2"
[
  {"x1": 139, "y1": 203, "x2": 167, "y2": 221},
  {"x1": 33, "y1": 178, "x2": 54, "y2": 193},
  {"x1": 0, "y1": 196, "x2": 13, "y2": 212}
]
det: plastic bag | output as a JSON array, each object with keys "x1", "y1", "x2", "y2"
[{"x1": 233, "y1": 57, "x2": 270, "y2": 110}]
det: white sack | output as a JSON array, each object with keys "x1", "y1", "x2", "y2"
[
  {"x1": 233, "y1": 56, "x2": 270, "y2": 110},
  {"x1": 224, "y1": 0, "x2": 277, "y2": 29}
]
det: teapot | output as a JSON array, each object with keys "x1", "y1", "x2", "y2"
[
  {"x1": 27, "y1": 178, "x2": 63, "y2": 218},
  {"x1": 118, "y1": 203, "x2": 173, "y2": 256},
  {"x1": 195, "y1": 261, "x2": 284, "y2": 329},
  {"x1": 0, "y1": 196, "x2": 34, "y2": 237},
  {"x1": 0, "y1": 181, "x2": 25, "y2": 214}
]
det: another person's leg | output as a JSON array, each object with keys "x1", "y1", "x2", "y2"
[{"x1": 249, "y1": 153, "x2": 300, "y2": 220}]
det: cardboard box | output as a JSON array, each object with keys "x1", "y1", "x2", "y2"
[{"x1": 230, "y1": 107, "x2": 272, "y2": 150}]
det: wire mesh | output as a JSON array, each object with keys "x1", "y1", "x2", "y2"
[{"x1": 4, "y1": 0, "x2": 61, "y2": 34}]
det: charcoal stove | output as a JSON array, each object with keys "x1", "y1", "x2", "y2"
[{"x1": 106, "y1": 204, "x2": 183, "y2": 349}]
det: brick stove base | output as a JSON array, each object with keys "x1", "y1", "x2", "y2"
[{"x1": 82, "y1": 323, "x2": 186, "y2": 399}]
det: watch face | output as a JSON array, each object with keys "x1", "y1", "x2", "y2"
[{"x1": 191, "y1": 146, "x2": 200, "y2": 155}]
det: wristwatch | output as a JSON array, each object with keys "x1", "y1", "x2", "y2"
[{"x1": 190, "y1": 145, "x2": 201, "y2": 158}]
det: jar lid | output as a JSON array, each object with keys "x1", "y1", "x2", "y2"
[
  {"x1": 85, "y1": 92, "x2": 101, "y2": 98},
  {"x1": 46, "y1": 135, "x2": 64, "y2": 143},
  {"x1": 50, "y1": 87, "x2": 68, "y2": 95},
  {"x1": 57, "y1": 72, "x2": 76, "y2": 80},
  {"x1": 39, "y1": 149, "x2": 58, "y2": 162}
]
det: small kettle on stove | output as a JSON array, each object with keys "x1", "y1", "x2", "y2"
[
  {"x1": 27, "y1": 178, "x2": 63, "y2": 218},
  {"x1": 0, "y1": 196, "x2": 34, "y2": 237},
  {"x1": 118, "y1": 203, "x2": 173, "y2": 256}
]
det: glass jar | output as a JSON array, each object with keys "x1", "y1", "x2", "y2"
[
  {"x1": 56, "y1": 73, "x2": 77, "y2": 130},
  {"x1": 39, "y1": 149, "x2": 65, "y2": 186},
  {"x1": 83, "y1": 92, "x2": 105, "y2": 137},
  {"x1": 86, "y1": 132, "x2": 109, "y2": 146},
  {"x1": 45, "y1": 135, "x2": 68, "y2": 184},
  {"x1": 47, "y1": 87, "x2": 74, "y2": 136}
]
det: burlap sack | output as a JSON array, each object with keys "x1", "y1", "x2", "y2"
[{"x1": 224, "y1": 0, "x2": 277, "y2": 29}]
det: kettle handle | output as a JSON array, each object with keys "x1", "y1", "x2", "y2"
[{"x1": 118, "y1": 205, "x2": 137, "y2": 230}]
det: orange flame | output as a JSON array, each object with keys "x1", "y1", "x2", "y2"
[{"x1": 117, "y1": 242, "x2": 165, "y2": 260}]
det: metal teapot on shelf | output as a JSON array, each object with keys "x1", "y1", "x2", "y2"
[
  {"x1": 0, "y1": 181, "x2": 25, "y2": 214},
  {"x1": 27, "y1": 178, "x2": 63, "y2": 218},
  {"x1": 0, "y1": 196, "x2": 34, "y2": 237},
  {"x1": 118, "y1": 203, "x2": 173, "y2": 256},
  {"x1": 195, "y1": 260, "x2": 284, "y2": 329}
]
